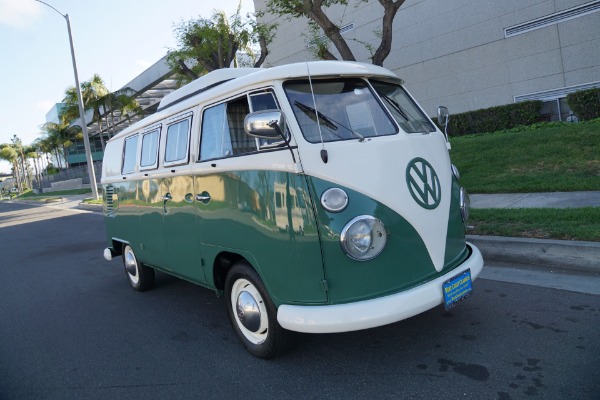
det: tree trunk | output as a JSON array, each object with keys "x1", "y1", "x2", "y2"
[
  {"x1": 54, "y1": 149, "x2": 62, "y2": 169},
  {"x1": 177, "y1": 59, "x2": 199, "y2": 81},
  {"x1": 32, "y1": 157, "x2": 40, "y2": 190},
  {"x1": 96, "y1": 114, "x2": 106, "y2": 151},
  {"x1": 304, "y1": 0, "x2": 356, "y2": 61},
  {"x1": 371, "y1": 0, "x2": 405, "y2": 66},
  {"x1": 62, "y1": 145, "x2": 69, "y2": 169},
  {"x1": 13, "y1": 161, "x2": 22, "y2": 192},
  {"x1": 254, "y1": 35, "x2": 269, "y2": 67}
]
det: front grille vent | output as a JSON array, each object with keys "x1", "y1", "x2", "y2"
[{"x1": 104, "y1": 185, "x2": 115, "y2": 214}]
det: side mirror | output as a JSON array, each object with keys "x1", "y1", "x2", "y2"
[
  {"x1": 244, "y1": 110, "x2": 286, "y2": 139},
  {"x1": 437, "y1": 106, "x2": 451, "y2": 150},
  {"x1": 437, "y1": 106, "x2": 449, "y2": 126}
]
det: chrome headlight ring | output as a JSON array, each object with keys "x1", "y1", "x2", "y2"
[{"x1": 340, "y1": 215, "x2": 387, "y2": 261}]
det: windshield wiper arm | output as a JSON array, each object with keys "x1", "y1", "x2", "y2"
[
  {"x1": 380, "y1": 93, "x2": 410, "y2": 121},
  {"x1": 294, "y1": 101, "x2": 338, "y2": 131},
  {"x1": 294, "y1": 101, "x2": 365, "y2": 141}
]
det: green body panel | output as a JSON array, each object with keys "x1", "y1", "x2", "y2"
[
  {"x1": 104, "y1": 170, "x2": 467, "y2": 307},
  {"x1": 104, "y1": 169, "x2": 327, "y2": 305},
  {"x1": 162, "y1": 175, "x2": 206, "y2": 283},
  {"x1": 307, "y1": 177, "x2": 468, "y2": 305},
  {"x1": 135, "y1": 178, "x2": 168, "y2": 269},
  {"x1": 194, "y1": 171, "x2": 326, "y2": 305},
  {"x1": 445, "y1": 178, "x2": 469, "y2": 265}
]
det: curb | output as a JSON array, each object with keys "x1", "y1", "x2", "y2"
[
  {"x1": 468, "y1": 235, "x2": 600, "y2": 274},
  {"x1": 77, "y1": 202, "x2": 103, "y2": 212}
]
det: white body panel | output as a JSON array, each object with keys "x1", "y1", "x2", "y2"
[
  {"x1": 278, "y1": 243, "x2": 483, "y2": 333},
  {"x1": 294, "y1": 134, "x2": 452, "y2": 271}
]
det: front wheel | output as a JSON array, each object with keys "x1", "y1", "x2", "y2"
[
  {"x1": 122, "y1": 244, "x2": 155, "y2": 291},
  {"x1": 224, "y1": 261, "x2": 292, "y2": 358}
]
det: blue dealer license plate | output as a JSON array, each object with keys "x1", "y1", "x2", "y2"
[{"x1": 442, "y1": 269, "x2": 472, "y2": 311}]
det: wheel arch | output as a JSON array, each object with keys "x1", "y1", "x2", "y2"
[{"x1": 212, "y1": 251, "x2": 249, "y2": 291}]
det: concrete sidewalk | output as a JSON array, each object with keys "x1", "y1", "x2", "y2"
[
  {"x1": 469, "y1": 190, "x2": 599, "y2": 274},
  {"x1": 471, "y1": 191, "x2": 600, "y2": 209}
]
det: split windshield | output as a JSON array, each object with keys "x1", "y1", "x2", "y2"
[{"x1": 283, "y1": 78, "x2": 435, "y2": 144}]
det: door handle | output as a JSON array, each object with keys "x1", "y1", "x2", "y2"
[
  {"x1": 196, "y1": 191, "x2": 211, "y2": 204},
  {"x1": 161, "y1": 193, "x2": 172, "y2": 202}
]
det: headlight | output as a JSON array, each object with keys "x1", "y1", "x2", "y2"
[
  {"x1": 321, "y1": 188, "x2": 348, "y2": 212},
  {"x1": 451, "y1": 164, "x2": 461, "y2": 181},
  {"x1": 460, "y1": 187, "x2": 470, "y2": 223},
  {"x1": 340, "y1": 216, "x2": 387, "y2": 261}
]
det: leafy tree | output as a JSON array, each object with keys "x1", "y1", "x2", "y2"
[
  {"x1": 167, "y1": 5, "x2": 275, "y2": 83},
  {"x1": 264, "y1": 0, "x2": 406, "y2": 66}
]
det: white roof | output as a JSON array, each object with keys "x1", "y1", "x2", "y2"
[
  {"x1": 158, "y1": 68, "x2": 261, "y2": 111},
  {"x1": 111, "y1": 61, "x2": 401, "y2": 140}
]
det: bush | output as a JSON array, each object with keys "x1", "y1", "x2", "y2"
[
  {"x1": 567, "y1": 88, "x2": 600, "y2": 121},
  {"x1": 441, "y1": 101, "x2": 543, "y2": 136}
]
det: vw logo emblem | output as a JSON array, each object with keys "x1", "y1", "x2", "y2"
[{"x1": 406, "y1": 157, "x2": 441, "y2": 209}]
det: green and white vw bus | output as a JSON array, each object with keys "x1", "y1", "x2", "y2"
[{"x1": 102, "y1": 61, "x2": 484, "y2": 358}]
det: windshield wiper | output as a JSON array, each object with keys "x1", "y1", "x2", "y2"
[
  {"x1": 294, "y1": 101, "x2": 365, "y2": 142},
  {"x1": 294, "y1": 101, "x2": 338, "y2": 131},
  {"x1": 379, "y1": 93, "x2": 410, "y2": 121}
]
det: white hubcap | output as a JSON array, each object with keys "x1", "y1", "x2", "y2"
[
  {"x1": 124, "y1": 247, "x2": 139, "y2": 285},
  {"x1": 231, "y1": 279, "x2": 269, "y2": 344}
]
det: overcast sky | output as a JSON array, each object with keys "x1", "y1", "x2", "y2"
[{"x1": 0, "y1": 0, "x2": 256, "y2": 173}]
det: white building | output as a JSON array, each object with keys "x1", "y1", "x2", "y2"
[{"x1": 254, "y1": 0, "x2": 600, "y2": 120}]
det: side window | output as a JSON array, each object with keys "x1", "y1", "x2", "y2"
[
  {"x1": 249, "y1": 92, "x2": 277, "y2": 111},
  {"x1": 122, "y1": 135, "x2": 139, "y2": 174},
  {"x1": 199, "y1": 97, "x2": 256, "y2": 161},
  {"x1": 140, "y1": 128, "x2": 160, "y2": 168},
  {"x1": 199, "y1": 104, "x2": 232, "y2": 160},
  {"x1": 249, "y1": 91, "x2": 288, "y2": 148},
  {"x1": 165, "y1": 118, "x2": 190, "y2": 164}
]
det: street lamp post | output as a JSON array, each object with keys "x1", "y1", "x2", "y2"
[{"x1": 35, "y1": 0, "x2": 99, "y2": 200}]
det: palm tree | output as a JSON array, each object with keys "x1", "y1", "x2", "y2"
[
  {"x1": 40, "y1": 121, "x2": 82, "y2": 169},
  {"x1": 102, "y1": 87, "x2": 143, "y2": 138},
  {"x1": 0, "y1": 144, "x2": 21, "y2": 192},
  {"x1": 24, "y1": 144, "x2": 42, "y2": 190},
  {"x1": 63, "y1": 74, "x2": 110, "y2": 150},
  {"x1": 10, "y1": 136, "x2": 31, "y2": 190}
]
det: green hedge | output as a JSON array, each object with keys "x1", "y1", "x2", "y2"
[
  {"x1": 440, "y1": 101, "x2": 543, "y2": 136},
  {"x1": 567, "y1": 88, "x2": 600, "y2": 121}
]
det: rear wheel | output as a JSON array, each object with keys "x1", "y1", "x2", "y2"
[
  {"x1": 122, "y1": 244, "x2": 155, "y2": 291},
  {"x1": 224, "y1": 261, "x2": 292, "y2": 358}
]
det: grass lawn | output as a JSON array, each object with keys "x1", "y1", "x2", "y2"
[
  {"x1": 450, "y1": 120, "x2": 600, "y2": 193},
  {"x1": 17, "y1": 188, "x2": 92, "y2": 198},
  {"x1": 468, "y1": 208, "x2": 600, "y2": 242},
  {"x1": 452, "y1": 120, "x2": 600, "y2": 241}
]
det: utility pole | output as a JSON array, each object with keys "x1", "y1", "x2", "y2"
[{"x1": 34, "y1": 0, "x2": 99, "y2": 200}]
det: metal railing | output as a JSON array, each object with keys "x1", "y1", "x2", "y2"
[{"x1": 33, "y1": 161, "x2": 102, "y2": 191}]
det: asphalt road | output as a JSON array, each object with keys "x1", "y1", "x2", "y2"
[{"x1": 1, "y1": 202, "x2": 599, "y2": 400}]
